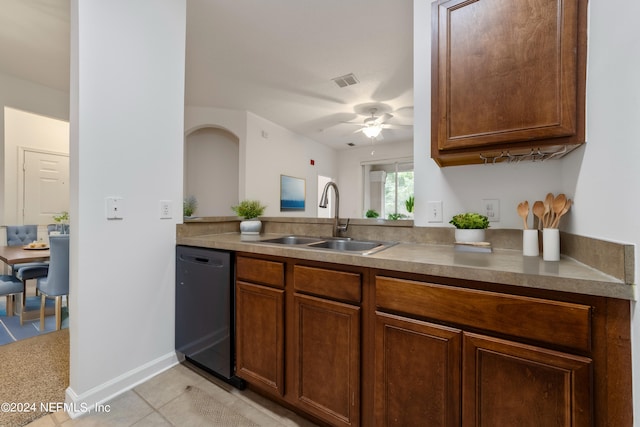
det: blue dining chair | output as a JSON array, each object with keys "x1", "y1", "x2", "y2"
[
  {"x1": 5, "y1": 225, "x2": 38, "y2": 246},
  {"x1": 36, "y1": 234, "x2": 69, "y2": 331},
  {"x1": 4, "y1": 226, "x2": 49, "y2": 311},
  {"x1": 0, "y1": 274, "x2": 23, "y2": 317}
]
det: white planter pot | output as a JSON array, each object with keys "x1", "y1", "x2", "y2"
[
  {"x1": 454, "y1": 228, "x2": 486, "y2": 243},
  {"x1": 240, "y1": 220, "x2": 262, "y2": 235}
]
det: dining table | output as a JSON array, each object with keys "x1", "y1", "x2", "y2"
[{"x1": 0, "y1": 244, "x2": 51, "y2": 320}]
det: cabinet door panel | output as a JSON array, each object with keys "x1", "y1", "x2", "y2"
[
  {"x1": 236, "y1": 281, "x2": 285, "y2": 396},
  {"x1": 431, "y1": 0, "x2": 587, "y2": 166},
  {"x1": 294, "y1": 293, "x2": 360, "y2": 427},
  {"x1": 375, "y1": 312, "x2": 461, "y2": 427},
  {"x1": 463, "y1": 332, "x2": 592, "y2": 427}
]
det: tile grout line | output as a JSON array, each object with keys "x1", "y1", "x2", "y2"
[{"x1": 132, "y1": 387, "x2": 180, "y2": 426}]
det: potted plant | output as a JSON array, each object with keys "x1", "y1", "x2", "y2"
[
  {"x1": 449, "y1": 212, "x2": 489, "y2": 242},
  {"x1": 53, "y1": 211, "x2": 69, "y2": 234},
  {"x1": 183, "y1": 196, "x2": 197, "y2": 218},
  {"x1": 405, "y1": 196, "x2": 415, "y2": 214},
  {"x1": 231, "y1": 199, "x2": 266, "y2": 234},
  {"x1": 365, "y1": 209, "x2": 379, "y2": 219}
]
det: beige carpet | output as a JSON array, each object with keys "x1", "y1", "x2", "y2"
[{"x1": 0, "y1": 329, "x2": 69, "y2": 427}]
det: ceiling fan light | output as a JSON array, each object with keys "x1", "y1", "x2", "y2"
[{"x1": 363, "y1": 125, "x2": 382, "y2": 138}]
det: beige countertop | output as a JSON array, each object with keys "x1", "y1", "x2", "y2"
[{"x1": 177, "y1": 232, "x2": 635, "y2": 301}]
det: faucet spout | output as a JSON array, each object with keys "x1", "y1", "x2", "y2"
[{"x1": 319, "y1": 181, "x2": 348, "y2": 237}]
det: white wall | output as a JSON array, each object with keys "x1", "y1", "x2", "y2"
[
  {"x1": 185, "y1": 106, "x2": 338, "y2": 218},
  {"x1": 185, "y1": 127, "x2": 239, "y2": 217},
  {"x1": 338, "y1": 139, "x2": 413, "y2": 218},
  {"x1": 3, "y1": 107, "x2": 69, "y2": 224},
  {"x1": 67, "y1": 0, "x2": 186, "y2": 411},
  {"x1": 244, "y1": 112, "x2": 337, "y2": 217},
  {"x1": 0, "y1": 74, "x2": 69, "y2": 225},
  {"x1": 414, "y1": 0, "x2": 640, "y2": 419}
]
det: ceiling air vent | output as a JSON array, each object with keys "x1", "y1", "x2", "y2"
[{"x1": 332, "y1": 73, "x2": 359, "y2": 88}]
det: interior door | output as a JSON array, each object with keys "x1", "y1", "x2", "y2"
[{"x1": 22, "y1": 150, "x2": 69, "y2": 225}]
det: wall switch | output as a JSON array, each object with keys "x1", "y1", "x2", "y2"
[
  {"x1": 106, "y1": 197, "x2": 123, "y2": 220},
  {"x1": 160, "y1": 200, "x2": 172, "y2": 219},
  {"x1": 427, "y1": 201, "x2": 443, "y2": 223},
  {"x1": 482, "y1": 199, "x2": 500, "y2": 222}
]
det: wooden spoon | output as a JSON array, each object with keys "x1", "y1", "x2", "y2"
[
  {"x1": 550, "y1": 194, "x2": 567, "y2": 228},
  {"x1": 543, "y1": 193, "x2": 554, "y2": 228},
  {"x1": 517, "y1": 201, "x2": 529, "y2": 229},
  {"x1": 532, "y1": 201, "x2": 545, "y2": 229},
  {"x1": 551, "y1": 198, "x2": 572, "y2": 228}
]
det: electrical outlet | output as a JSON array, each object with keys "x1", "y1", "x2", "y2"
[
  {"x1": 160, "y1": 200, "x2": 172, "y2": 219},
  {"x1": 482, "y1": 199, "x2": 500, "y2": 222},
  {"x1": 427, "y1": 201, "x2": 443, "y2": 223}
]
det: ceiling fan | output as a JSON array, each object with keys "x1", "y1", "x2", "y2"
[{"x1": 344, "y1": 108, "x2": 405, "y2": 140}]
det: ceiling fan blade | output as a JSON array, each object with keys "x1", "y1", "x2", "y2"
[
  {"x1": 374, "y1": 113, "x2": 393, "y2": 125},
  {"x1": 382, "y1": 123, "x2": 413, "y2": 129}
]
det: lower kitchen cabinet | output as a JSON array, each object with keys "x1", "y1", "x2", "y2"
[
  {"x1": 232, "y1": 253, "x2": 631, "y2": 427},
  {"x1": 293, "y1": 293, "x2": 361, "y2": 427},
  {"x1": 375, "y1": 312, "x2": 461, "y2": 427},
  {"x1": 235, "y1": 280, "x2": 285, "y2": 397},
  {"x1": 462, "y1": 332, "x2": 592, "y2": 427},
  {"x1": 235, "y1": 256, "x2": 285, "y2": 396}
]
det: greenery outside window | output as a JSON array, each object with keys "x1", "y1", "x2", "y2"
[{"x1": 362, "y1": 158, "x2": 414, "y2": 219}]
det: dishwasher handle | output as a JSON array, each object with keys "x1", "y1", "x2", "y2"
[{"x1": 178, "y1": 253, "x2": 226, "y2": 268}]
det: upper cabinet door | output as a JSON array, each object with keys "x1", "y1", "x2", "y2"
[{"x1": 431, "y1": 0, "x2": 587, "y2": 166}]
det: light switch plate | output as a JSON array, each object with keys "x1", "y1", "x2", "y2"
[
  {"x1": 427, "y1": 201, "x2": 443, "y2": 223},
  {"x1": 160, "y1": 200, "x2": 172, "y2": 219}
]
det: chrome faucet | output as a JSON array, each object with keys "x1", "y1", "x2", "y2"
[{"x1": 319, "y1": 181, "x2": 349, "y2": 237}]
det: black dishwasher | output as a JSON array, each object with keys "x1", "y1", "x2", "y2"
[{"x1": 175, "y1": 245, "x2": 245, "y2": 388}]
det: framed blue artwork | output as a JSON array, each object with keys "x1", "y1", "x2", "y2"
[{"x1": 280, "y1": 175, "x2": 305, "y2": 211}]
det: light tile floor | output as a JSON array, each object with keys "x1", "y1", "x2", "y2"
[{"x1": 26, "y1": 363, "x2": 319, "y2": 427}]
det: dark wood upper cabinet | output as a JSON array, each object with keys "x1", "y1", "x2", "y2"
[{"x1": 431, "y1": 0, "x2": 588, "y2": 166}]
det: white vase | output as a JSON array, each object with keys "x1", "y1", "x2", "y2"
[
  {"x1": 454, "y1": 228, "x2": 486, "y2": 243},
  {"x1": 240, "y1": 220, "x2": 262, "y2": 235},
  {"x1": 542, "y1": 228, "x2": 560, "y2": 261}
]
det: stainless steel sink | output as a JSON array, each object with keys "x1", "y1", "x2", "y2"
[
  {"x1": 259, "y1": 236, "x2": 324, "y2": 245},
  {"x1": 308, "y1": 240, "x2": 382, "y2": 252},
  {"x1": 256, "y1": 235, "x2": 396, "y2": 255}
]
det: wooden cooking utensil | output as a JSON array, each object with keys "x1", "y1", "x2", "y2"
[
  {"x1": 517, "y1": 201, "x2": 529, "y2": 229},
  {"x1": 551, "y1": 193, "x2": 567, "y2": 227},
  {"x1": 551, "y1": 198, "x2": 572, "y2": 228},
  {"x1": 543, "y1": 193, "x2": 554, "y2": 228},
  {"x1": 532, "y1": 201, "x2": 545, "y2": 230}
]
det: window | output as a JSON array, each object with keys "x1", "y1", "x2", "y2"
[{"x1": 362, "y1": 158, "x2": 414, "y2": 219}]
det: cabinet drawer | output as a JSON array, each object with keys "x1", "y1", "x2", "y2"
[
  {"x1": 237, "y1": 256, "x2": 284, "y2": 288},
  {"x1": 294, "y1": 265, "x2": 361, "y2": 304},
  {"x1": 376, "y1": 276, "x2": 591, "y2": 353}
]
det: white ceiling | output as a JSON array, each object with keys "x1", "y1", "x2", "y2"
[{"x1": 0, "y1": 0, "x2": 414, "y2": 150}]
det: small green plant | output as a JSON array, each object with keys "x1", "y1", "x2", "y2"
[
  {"x1": 388, "y1": 213, "x2": 408, "y2": 220},
  {"x1": 53, "y1": 211, "x2": 69, "y2": 223},
  {"x1": 365, "y1": 209, "x2": 379, "y2": 218},
  {"x1": 449, "y1": 212, "x2": 490, "y2": 229},
  {"x1": 404, "y1": 196, "x2": 415, "y2": 213},
  {"x1": 231, "y1": 200, "x2": 266, "y2": 220},
  {"x1": 183, "y1": 196, "x2": 198, "y2": 217}
]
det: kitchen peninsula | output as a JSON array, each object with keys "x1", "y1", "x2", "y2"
[{"x1": 177, "y1": 217, "x2": 633, "y2": 426}]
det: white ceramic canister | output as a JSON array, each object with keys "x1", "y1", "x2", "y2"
[
  {"x1": 542, "y1": 228, "x2": 560, "y2": 261},
  {"x1": 522, "y1": 229, "x2": 539, "y2": 256}
]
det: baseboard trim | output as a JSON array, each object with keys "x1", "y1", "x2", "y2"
[{"x1": 64, "y1": 351, "x2": 179, "y2": 418}]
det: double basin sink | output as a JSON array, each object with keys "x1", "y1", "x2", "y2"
[{"x1": 256, "y1": 235, "x2": 397, "y2": 255}]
